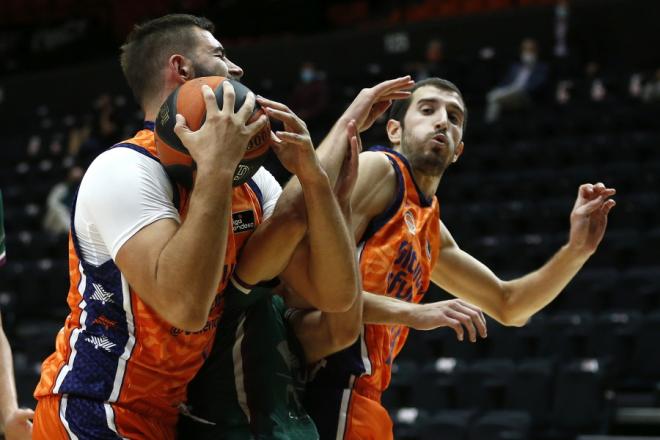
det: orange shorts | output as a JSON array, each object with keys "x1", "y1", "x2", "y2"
[
  {"x1": 341, "y1": 391, "x2": 393, "y2": 440},
  {"x1": 33, "y1": 395, "x2": 176, "y2": 440}
]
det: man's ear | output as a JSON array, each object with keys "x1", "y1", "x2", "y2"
[
  {"x1": 386, "y1": 119, "x2": 402, "y2": 146},
  {"x1": 452, "y1": 140, "x2": 464, "y2": 163},
  {"x1": 167, "y1": 54, "x2": 193, "y2": 84}
]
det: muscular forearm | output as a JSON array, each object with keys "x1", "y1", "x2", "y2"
[
  {"x1": 155, "y1": 169, "x2": 234, "y2": 330},
  {"x1": 300, "y1": 170, "x2": 359, "y2": 312},
  {"x1": 502, "y1": 244, "x2": 589, "y2": 325},
  {"x1": 0, "y1": 327, "x2": 18, "y2": 428},
  {"x1": 363, "y1": 292, "x2": 415, "y2": 326}
]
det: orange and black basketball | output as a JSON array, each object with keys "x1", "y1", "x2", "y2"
[{"x1": 155, "y1": 76, "x2": 271, "y2": 188}]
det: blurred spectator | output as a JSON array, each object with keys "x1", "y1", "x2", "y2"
[
  {"x1": 556, "y1": 61, "x2": 610, "y2": 105},
  {"x1": 642, "y1": 68, "x2": 660, "y2": 102},
  {"x1": 584, "y1": 61, "x2": 607, "y2": 102},
  {"x1": 485, "y1": 38, "x2": 548, "y2": 123},
  {"x1": 553, "y1": 0, "x2": 570, "y2": 58},
  {"x1": 42, "y1": 166, "x2": 84, "y2": 236},
  {"x1": 408, "y1": 38, "x2": 450, "y2": 81},
  {"x1": 289, "y1": 62, "x2": 329, "y2": 122},
  {"x1": 76, "y1": 94, "x2": 121, "y2": 169}
]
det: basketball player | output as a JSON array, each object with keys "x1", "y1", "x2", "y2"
[
  {"x1": 266, "y1": 77, "x2": 616, "y2": 439},
  {"x1": 32, "y1": 14, "x2": 359, "y2": 439}
]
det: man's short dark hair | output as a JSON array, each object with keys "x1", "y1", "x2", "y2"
[
  {"x1": 120, "y1": 14, "x2": 215, "y2": 107},
  {"x1": 389, "y1": 78, "x2": 468, "y2": 131}
]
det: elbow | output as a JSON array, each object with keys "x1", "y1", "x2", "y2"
[
  {"x1": 158, "y1": 290, "x2": 213, "y2": 332},
  {"x1": 496, "y1": 284, "x2": 529, "y2": 328},
  {"x1": 498, "y1": 312, "x2": 528, "y2": 328},
  {"x1": 316, "y1": 280, "x2": 359, "y2": 313},
  {"x1": 171, "y1": 309, "x2": 209, "y2": 332}
]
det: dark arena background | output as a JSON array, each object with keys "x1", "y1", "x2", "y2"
[{"x1": 1, "y1": 0, "x2": 659, "y2": 439}]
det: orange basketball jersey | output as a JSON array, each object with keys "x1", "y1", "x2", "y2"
[
  {"x1": 33, "y1": 122, "x2": 264, "y2": 439},
  {"x1": 305, "y1": 146, "x2": 440, "y2": 439}
]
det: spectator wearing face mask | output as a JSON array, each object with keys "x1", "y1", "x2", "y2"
[
  {"x1": 485, "y1": 38, "x2": 549, "y2": 123},
  {"x1": 290, "y1": 61, "x2": 329, "y2": 123}
]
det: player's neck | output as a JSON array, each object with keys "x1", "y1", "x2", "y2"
[{"x1": 410, "y1": 168, "x2": 443, "y2": 200}]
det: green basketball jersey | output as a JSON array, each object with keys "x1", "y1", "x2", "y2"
[{"x1": 178, "y1": 281, "x2": 318, "y2": 440}]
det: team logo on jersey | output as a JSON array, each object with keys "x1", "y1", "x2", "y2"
[
  {"x1": 426, "y1": 239, "x2": 432, "y2": 260},
  {"x1": 90, "y1": 283, "x2": 115, "y2": 305},
  {"x1": 85, "y1": 335, "x2": 116, "y2": 352},
  {"x1": 232, "y1": 210, "x2": 256, "y2": 233},
  {"x1": 233, "y1": 164, "x2": 250, "y2": 182},
  {"x1": 404, "y1": 210, "x2": 416, "y2": 235}
]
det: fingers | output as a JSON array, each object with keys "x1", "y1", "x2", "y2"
[
  {"x1": 579, "y1": 182, "x2": 616, "y2": 199},
  {"x1": 378, "y1": 91, "x2": 412, "y2": 101},
  {"x1": 220, "y1": 81, "x2": 236, "y2": 115},
  {"x1": 173, "y1": 114, "x2": 191, "y2": 139},
  {"x1": 598, "y1": 198, "x2": 616, "y2": 217},
  {"x1": 245, "y1": 113, "x2": 269, "y2": 137},
  {"x1": 256, "y1": 96, "x2": 290, "y2": 112},
  {"x1": 448, "y1": 309, "x2": 477, "y2": 343},
  {"x1": 275, "y1": 130, "x2": 309, "y2": 146},
  {"x1": 201, "y1": 84, "x2": 221, "y2": 115},
  {"x1": 270, "y1": 130, "x2": 283, "y2": 145},
  {"x1": 263, "y1": 106, "x2": 304, "y2": 132},
  {"x1": 456, "y1": 300, "x2": 488, "y2": 338},
  {"x1": 371, "y1": 76, "x2": 415, "y2": 96},
  {"x1": 445, "y1": 317, "x2": 465, "y2": 342},
  {"x1": 236, "y1": 91, "x2": 256, "y2": 122},
  {"x1": 13, "y1": 408, "x2": 34, "y2": 421}
]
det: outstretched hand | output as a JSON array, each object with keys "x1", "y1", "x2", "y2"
[
  {"x1": 408, "y1": 299, "x2": 487, "y2": 342},
  {"x1": 341, "y1": 76, "x2": 415, "y2": 132},
  {"x1": 568, "y1": 182, "x2": 616, "y2": 257}
]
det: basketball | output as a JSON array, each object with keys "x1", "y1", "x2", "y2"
[{"x1": 154, "y1": 76, "x2": 271, "y2": 188}]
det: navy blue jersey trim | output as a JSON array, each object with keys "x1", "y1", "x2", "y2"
[
  {"x1": 247, "y1": 178, "x2": 264, "y2": 213},
  {"x1": 143, "y1": 121, "x2": 155, "y2": 131},
  {"x1": 111, "y1": 143, "x2": 181, "y2": 210},
  {"x1": 359, "y1": 153, "x2": 404, "y2": 245},
  {"x1": 110, "y1": 143, "x2": 160, "y2": 163},
  {"x1": 368, "y1": 146, "x2": 433, "y2": 207}
]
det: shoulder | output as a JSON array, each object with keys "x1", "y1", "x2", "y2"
[
  {"x1": 352, "y1": 150, "x2": 398, "y2": 224},
  {"x1": 80, "y1": 147, "x2": 172, "y2": 201},
  {"x1": 358, "y1": 151, "x2": 396, "y2": 180}
]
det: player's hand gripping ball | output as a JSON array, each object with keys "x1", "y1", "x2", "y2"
[{"x1": 155, "y1": 76, "x2": 272, "y2": 188}]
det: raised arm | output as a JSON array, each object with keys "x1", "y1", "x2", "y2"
[
  {"x1": 234, "y1": 105, "x2": 358, "y2": 312},
  {"x1": 288, "y1": 122, "x2": 364, "y2": 364},
  {"x1": 432, "y1": 183, "x2": 616, "y2": 326},
  {"x1": 259, "y1": 76, "x2": 414, "y2": 224},
  {"x1": 116, "y1": 84, "x2": 268, "y2": 331}
]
